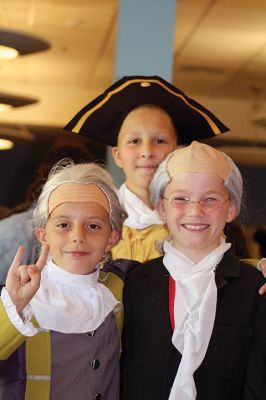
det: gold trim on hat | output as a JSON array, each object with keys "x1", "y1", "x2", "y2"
[{"x1": 71, "y1": 78, "x2": 222, "y2": 136}]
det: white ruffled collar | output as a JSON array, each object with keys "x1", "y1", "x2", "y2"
[
  {"x1": 119, "y1": 184, "x2": 163, "y2": 229},
  {"x1": 46, "y1": 259, "x2": 99, "y2": 287},
  {"x1": 30, "y1": 259, "x2": 118, "y2": 334}
]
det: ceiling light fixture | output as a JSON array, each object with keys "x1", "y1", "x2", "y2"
[
  {"x1": 0, "y1": 45, "x2": 19, "y2": 60},
  {"x1": 0, "y1": 138, "x2": 14, "y2": 150},
  {"x1": 0, "y1": 103, "x2": 13, "y2": 112},
  {"x1": 0, "y1": 27, "x2": 50, "y2": 60},
  {"x1": 0, "y1": 93, "x2": 38, "y2": 110}
]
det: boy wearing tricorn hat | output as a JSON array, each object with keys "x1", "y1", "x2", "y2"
[
  {"x1": 65, "y1": 76, "x2": 228, "y2": 262},
  {"x1": 121, "y1": 141, "x2": 266, "y2": 400},
  {"x1": 65, "y1": 75, "x2": 266, "y2": 291}
]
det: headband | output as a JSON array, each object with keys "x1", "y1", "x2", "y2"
[{"x1": 48, "y1": 183, "x2": 110, "y2": 215}]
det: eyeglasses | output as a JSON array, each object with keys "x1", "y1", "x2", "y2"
[{"x1": 162, "y1": 196, "x2": 230, "y2": 212}]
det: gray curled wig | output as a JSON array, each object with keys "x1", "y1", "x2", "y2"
[
  {"x1": 33, "y1": 159, "x2": 127, "y2": 237},
  {"x1": 150, "y1": 148, "x2": 243, "y2": 217}
]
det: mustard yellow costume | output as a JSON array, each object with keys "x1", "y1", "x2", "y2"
[{"x1": 112, "y1": 224, "x2": 169, "y2": 263}]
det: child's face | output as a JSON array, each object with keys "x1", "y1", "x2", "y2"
[
  {"x1": 158, "y1": 172, "x2": 237, "y2": 263},
  {"x1": 36, "y1": 202, "x2": 118, "y2": 274},
  {"x1": 112, "y1": 107, "x2": 177, "y2": 195}
]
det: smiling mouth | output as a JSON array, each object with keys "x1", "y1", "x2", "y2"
[
  {"x1": 182, "y1": 224, "x2": 209, "y2": 231},
  {"x1": 137, "y1": 165, "x2": 157, "y2": 170},
  {"x1": 67, "y1": 251, "x2": 89, "y2": 257}
]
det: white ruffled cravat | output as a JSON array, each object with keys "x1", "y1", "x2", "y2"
[
  {"x1": 118, "y1": 184, "x2": 163, "y2": 229},
  {"x1": 163, "y1": 239, "x2": 231, "y2": 400},
  {"x1": 30, "y1": 259, "x2": 118, "y2": 333}
]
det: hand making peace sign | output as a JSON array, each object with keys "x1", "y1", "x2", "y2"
[{"x1": 5, "y1": 244, "x2": 50, "y2": 314}]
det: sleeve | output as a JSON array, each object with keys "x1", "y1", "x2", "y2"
[
  {"x1": 257, "y1": 258, "x2": 266, "y2": 272},
  {"x1": 0, "y1": 287, "x2": 37, "y2": 360},
  {"x1": 1, "y1": 287, "x2": 37, "y2": 337},
  {"x1": 243, "y1": 290, "x2": 266, "y2": 399},
  {"x1": 0, "y1": 299, "x2": 27, "y2": 360}
]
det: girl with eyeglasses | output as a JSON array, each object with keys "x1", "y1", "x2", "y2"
[{"x1": 122, "y1": 141, "x2": 266, "y2": 400}]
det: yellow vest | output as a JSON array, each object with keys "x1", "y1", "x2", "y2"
[{"x1": 112, "y1": 224, "x2": 169, "y2": 263}]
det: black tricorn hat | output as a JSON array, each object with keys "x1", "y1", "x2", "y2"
[{"x1": 65, "y1": 75, "x2": 229, "y2": 146}]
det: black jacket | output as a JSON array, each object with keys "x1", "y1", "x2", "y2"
[{"x1": 121, "y1": 250, "x2": 266, "y2": 400}]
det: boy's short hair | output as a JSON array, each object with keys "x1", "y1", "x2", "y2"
[{"x1": 65, "y1": 75, "x2": 229, "y2": 146}]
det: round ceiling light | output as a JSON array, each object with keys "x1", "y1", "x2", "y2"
[
  {"x1": 0, "y1": 27, "x2": 50, "y2": 59},
  {"x1": 0, "y1": 45, "x2": 19, "y2": 60},
  {"x1": 0, "y1": 138, "x2": 14, "y2": 150},
  {"x1": 0, "y1": 103, "x2": 13, "y2": 112}
]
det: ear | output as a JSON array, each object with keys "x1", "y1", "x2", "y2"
[
  {"x1": 106, "y1": 230, "x2": 120, "y2": 252},
  {"x1": 157, "y1": 198, "x2": 166, "y2": 222},
  {"x1": 112, "y1": 147, "x2": 123, "y2": 168},
  {"x1": 35, "y1": 227, "x2": 48, "y2": 246},
  {"x1": 226, "y1": 200, "x2": 237, "y2": 223}
]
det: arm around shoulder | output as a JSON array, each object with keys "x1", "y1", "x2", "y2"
[{"x1": 242, "y1": 258, "x2": 266, "y2": 295}]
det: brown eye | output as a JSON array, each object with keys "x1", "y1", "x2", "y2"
[
  {"x1": 57, "y1": 223, "x2": 69, "y2": 228},
  {"x1": 88, "y1": 224, "x2": 101, "y2": 230},
  {"x1": 130, "y1": 138, "x2": 140, "y2": 144}
]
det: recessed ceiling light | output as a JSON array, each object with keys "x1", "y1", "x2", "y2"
[
  {"x1": 0, "y1": 28, "x2": 50, "y2": 58},
  {"x1": 0, "y1": 103, "x2": 13, "y2": 112},
  {"x1": 0, "y1": 138, "x2": 14, "y2": 150},
  {"x1": 0, "y1": 45, "x2": 19, "y2": 60}
]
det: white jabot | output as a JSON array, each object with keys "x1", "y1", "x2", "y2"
[
  {"x1": 119, "y1": 184, "x2": 163, "y2": 229},
  {"x1": 163, "y1": 239, "x2": 231, "y2": 400},
  {"x1": 30, "y1": 259, "x2": 118, "y2": 333}
]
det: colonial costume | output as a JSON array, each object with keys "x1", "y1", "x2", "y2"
[
  {"x1": 121, "y1": 251, "x2": 266, "y2": 400},
  {"x1": 0, "y1": 259, "x2": 137, "y2": 400},
  {"x1": 0, "y1": 170, "x2": 138, "y2": 400}
]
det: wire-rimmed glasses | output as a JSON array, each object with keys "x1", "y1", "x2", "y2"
[{"x1": 162, "y1": 196, "x2": 230, "y2": 212}]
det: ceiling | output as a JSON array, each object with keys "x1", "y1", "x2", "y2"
[
  {"x1": 0, "y1": 0, "x2": 266, "y2": 146},
  {"x1": 0, "y1": 0, "x2": 266, "y2": 221},
  {"x1": 174, "y1": 0, "x2": 266, "y2": 101}
]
